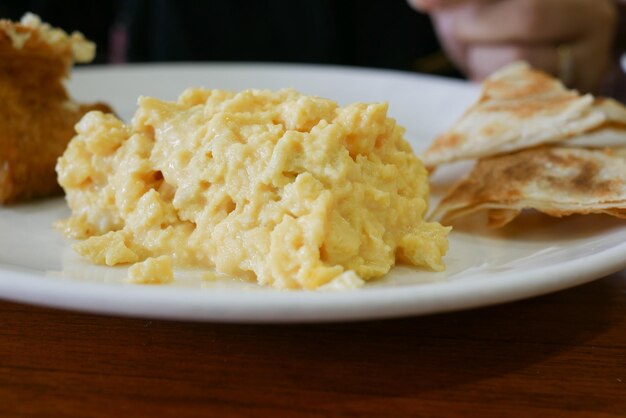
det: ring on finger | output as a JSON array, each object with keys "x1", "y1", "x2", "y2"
[{"x1": 557, "y1": 44, "x2": 574, "y2": 87}]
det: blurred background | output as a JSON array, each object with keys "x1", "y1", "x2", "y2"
[
  {"x1": 1, "y1": 0, "x2": 625, "y2": 99},
  {"x1": 0, "y1": 0, "x2": 458, "y2": 75}
]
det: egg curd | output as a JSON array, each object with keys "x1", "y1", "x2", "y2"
[{"x1": 56, "y1": 88, "x2": 449, "y2": 290}]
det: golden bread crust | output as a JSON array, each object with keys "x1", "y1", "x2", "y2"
[
  {"x1": 431, "y1": 146, "x2": 626, "y2": 227},
  {"x1": 421, "y1": 62, "x2": 626, "y2": 167},
  {"x1": 0, "y1": 14, "x2": 111, "y2": 204}
]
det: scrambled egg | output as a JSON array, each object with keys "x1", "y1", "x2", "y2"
[
  {"x1": 57, "y1": 88, "x2": 449, "y2": 289},
  {"x1": 127, "y1": 256, "x2": 173, "y2": 284}
]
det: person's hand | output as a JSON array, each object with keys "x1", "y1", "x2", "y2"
[{"x1": 409, "y1": 0, "x2": 618, "y2": 93}]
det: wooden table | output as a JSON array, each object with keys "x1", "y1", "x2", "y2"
[{"x1": 2, "y1": 271, "x2": 625, "y2": 417}]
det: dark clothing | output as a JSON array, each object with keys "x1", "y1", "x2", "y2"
[
  {"x1": 121, "y1": 0, "x2": 440, "y2": 70},
  {"x1": 0, "y1": 0, "x2": 448, "y2": 75}
]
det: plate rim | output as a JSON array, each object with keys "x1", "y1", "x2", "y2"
[
  {"x1": 1, "y1": 62, "x2": 624, "y2": 322},
  {"x1": 1, "y1": 234, "x2": 625, "y2": 323}
]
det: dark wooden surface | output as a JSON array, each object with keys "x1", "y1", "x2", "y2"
[{"x1": 2, "y1": 272, "x2": 626, "y2": 417}]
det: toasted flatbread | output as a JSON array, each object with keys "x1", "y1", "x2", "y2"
[
  {"x1": 430, "y1": 146, "x2": 626, "y2": 228},
  {"x1": 562, "y1": 98, "x2": 626, "y2": 148},
  {"x1": 0, "y1": 13, "x2": 112, "y2": 204},
  {"x1": 421, "y1": 62, "x2": 617, "y2": 167}
]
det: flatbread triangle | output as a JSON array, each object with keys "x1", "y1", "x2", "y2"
[{"x1": 421, "y1": 62, "x2": 626, "y2": 168}]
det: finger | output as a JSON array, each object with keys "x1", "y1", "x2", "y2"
[
  {"x1": 569, "y1": 31, "x2": 614, "y2": 93},
  {"x1": 465, "y1": 44, "x2": 559, "y2": 82},
  {"x1": 431, "y1": 10, "x2": 471, "y2": 73},
  {"x1": 454, "y1": 0, "x2": 596, "y2": 44},
  {"x1": 465, "y1": 40, "x2": 610, "y2": 93},
  {"x1": 429, "y1": 2, "x2": 511, "y2": 73}
]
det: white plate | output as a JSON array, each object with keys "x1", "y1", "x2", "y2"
[{"x1": 2, "y1": 63, "x2": 626, "y2": 323}]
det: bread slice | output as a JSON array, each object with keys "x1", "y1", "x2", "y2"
[
  {"x1": 430, "y1": 146, "x2": 626, "y2": 228},
  {"x1": 420, "y1": 62, "x2": 626, "y2": 168},
  {"x1": 0, "y1": 13, "x2": 112, "y2": 204},
  {"x1": 562, "y1": 98, "x2": 626, "y2": 148}
]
